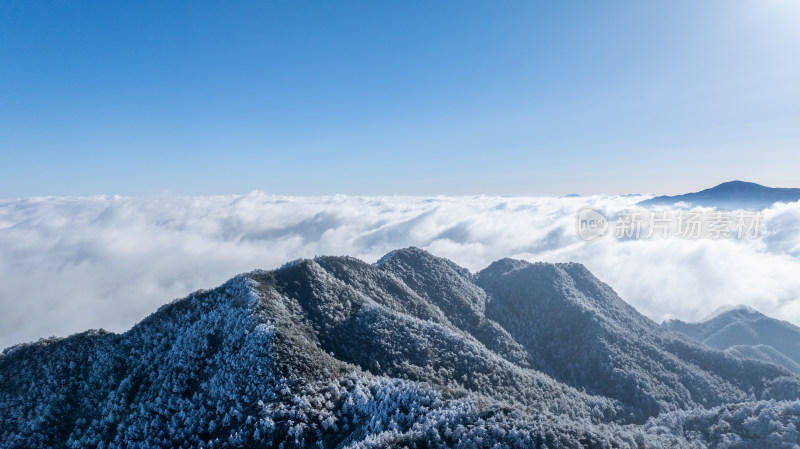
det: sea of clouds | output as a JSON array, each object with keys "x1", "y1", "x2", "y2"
[{"x1": 1, "y1": 192, "x2": 800, "y2": 349}]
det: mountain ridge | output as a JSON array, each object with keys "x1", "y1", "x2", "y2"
[
  {"x1": 2, "y1": 248, "x2": 800, "y2": 448},
  {"x1": 638, "y1": 180, "x2": 800, "y2": 209},
  {"x1": 663, "y1": 305, "x2": 800, "y2": 375}
]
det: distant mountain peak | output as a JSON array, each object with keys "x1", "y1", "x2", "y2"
[
  {"x1": 701, "y1": 304, "x2": 761, "y2": 322},
  {"x1": 705, "y1": 180, "x2": 777, "y2": 194},
  {"x1": 664, "y1": 304, "x2": 800, "y2": 375},
  {"x1": 638, "y1": 180, "x2": 800, "y2": 209},
  {"x1": 714, "y1": 180, "x2": 759, "y2": 187}
]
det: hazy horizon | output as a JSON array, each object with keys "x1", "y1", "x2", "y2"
[{"x1": 2, "y1": 179, "x2": 799, "y2": 200}]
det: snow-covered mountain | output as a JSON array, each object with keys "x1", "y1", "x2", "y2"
[
  {"x1": 664, "y1": 305, "x2": 800, "y2": 375},
  {"x1": 638, "y1": 180, "x2": 800, "y2": 209},
  {"x1": 2, "y1": 248, "x2": 800, "y2": 448}
]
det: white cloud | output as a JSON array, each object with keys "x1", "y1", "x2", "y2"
[{"x1": 1, "y1": 192, "x2": 800, "y2": 349}]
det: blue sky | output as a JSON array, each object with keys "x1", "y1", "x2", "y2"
[{"x1": 1, "y1": 1, "x2": 799, "y2": 197}]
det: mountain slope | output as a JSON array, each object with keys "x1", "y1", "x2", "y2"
[
  {"x1": 638, "y1": 180, "x2": 800, "y2": 209},
  {"x1": 2, "y1": 248, "x2": 800, "y2": 448},
  {"x1": 476, "y1": 258, "x2": 800, "y2": 419},
  {"x1": 664, "y1": 305, "x2": 800, "y2": 375}
]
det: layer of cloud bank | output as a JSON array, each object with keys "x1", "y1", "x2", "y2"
[{"x1": 1, "y1": 193, "x2": 800, "y2": 349}]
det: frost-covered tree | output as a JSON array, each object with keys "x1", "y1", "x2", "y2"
[{"x1": 2, "y1": 248, "x2": 799, "y2": 448}]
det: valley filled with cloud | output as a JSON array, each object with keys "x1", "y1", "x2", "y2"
[{"x1": 2, "y1": 192, "x2": 800, "y2": 349}]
